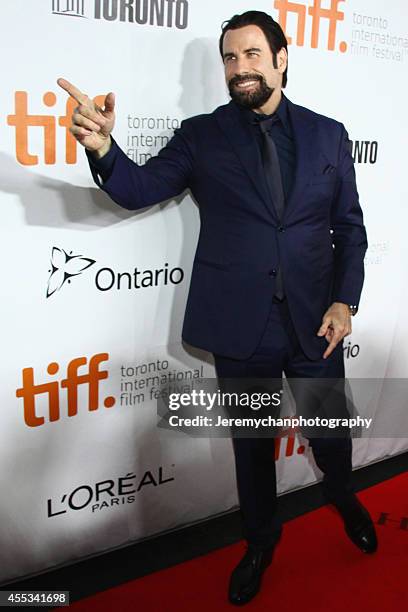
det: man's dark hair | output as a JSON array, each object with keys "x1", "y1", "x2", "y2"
[{"x1": 219, "y1": 11, "x2": 288, "y2": 88}]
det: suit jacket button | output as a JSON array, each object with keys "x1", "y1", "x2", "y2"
[
  {"x1": 269, "y1": 269, "x2": 277, "y2": 276},
  {"x1": 278, "y1": 225, "x2": 285, "y2": 232}
]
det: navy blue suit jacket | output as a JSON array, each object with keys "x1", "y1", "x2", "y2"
[{"x1": 87, "y1": 96, "x2": 368, "y2": 361}]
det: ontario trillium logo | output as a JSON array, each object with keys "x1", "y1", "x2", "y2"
[{"x1": 47, "y1": 247, "x2": 95, "y2": 298}]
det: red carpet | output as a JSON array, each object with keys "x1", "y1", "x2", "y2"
[{"x1": 61, "y1": 472, "x2": 408, "y2": 611}]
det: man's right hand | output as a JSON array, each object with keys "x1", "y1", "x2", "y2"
[{"x1": 57, "y1": 77, "x2": 115, "y2": 158}]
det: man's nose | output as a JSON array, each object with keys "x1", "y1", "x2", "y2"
[{"x1": 233, "y1": 57, "x2": 250, "y2": 75}]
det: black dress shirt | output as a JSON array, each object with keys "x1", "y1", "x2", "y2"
[{"x1": 237, "y1": 92, "x2": 296, "y2": 204}]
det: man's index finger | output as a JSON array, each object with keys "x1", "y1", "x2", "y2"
[{"x1": 57, "y1": 77, "x2": 88, "y2": 105}]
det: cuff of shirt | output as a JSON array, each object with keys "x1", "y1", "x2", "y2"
[{"x1": 85, "y1": 136, "x2": 118, "y2": 182}]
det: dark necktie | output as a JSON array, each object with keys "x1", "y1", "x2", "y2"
[{"x1": 258, "y1": 116, "x2": 286, "y2": 300}]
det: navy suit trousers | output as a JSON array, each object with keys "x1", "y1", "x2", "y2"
[{"x1": 213, "y1": 297, "x2": 354, "y2": 549}]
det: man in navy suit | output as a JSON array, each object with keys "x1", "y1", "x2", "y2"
[{"x1": 58, "y1": 9, "x2": 376, "y2": 606}]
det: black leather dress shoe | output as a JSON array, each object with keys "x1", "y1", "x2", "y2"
[
  {"x1": 228, "y1": 540, "x2": 278, "y2": 606},
  {"x1": 334, "y1": 496, "x2": 378, "y2": 554}
]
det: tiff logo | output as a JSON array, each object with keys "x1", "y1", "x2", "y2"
[
  {"x1": 16, "y1": 353, "x2": 116, "y2": 427},
  {"x1": 52, "y1": 0, "x2": 86, "y2": 17},
  {"x1": 275, "y1": 428, "x2": 305, "y2": 460},
  {"x1": 7, "y1": 91, "x2": 105, "y2": 165},
  {"x1": 274, "y1": 0, "x2": 348, "y2": 53}
]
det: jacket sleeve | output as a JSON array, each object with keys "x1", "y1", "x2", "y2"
[
  {"x1": 85, "y1": 119, "x2": 195, "y2": 210},
  {"x1": 330, "y1": 124, "x2": 368, "y2": 308}
]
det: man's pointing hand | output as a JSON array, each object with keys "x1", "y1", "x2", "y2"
[
  {"x1": 57, "y1": 77, "x2": 115, "y2": 157},
  {"x1": 317, "y1": 302, "x2": 352, "y2": 359}
]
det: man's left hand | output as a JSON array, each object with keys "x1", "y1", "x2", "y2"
[{"x1": 317, "y1": 302, "x2": 352, "y2": 359}]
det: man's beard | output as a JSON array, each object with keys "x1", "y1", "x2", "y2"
[{"x1": 228, "y1": 74, "x2": 274, "y2": 109}]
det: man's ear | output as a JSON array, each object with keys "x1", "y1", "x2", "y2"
[{"x1": 277, "y1": 47, "x2": 288, "y2": 74}]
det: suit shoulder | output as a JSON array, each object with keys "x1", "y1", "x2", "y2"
[
  {"x1": 180, "y1": 109, "x2": 219, "y2": 128},
  {"x1": 291, "y1": 101, "x2": 345, "y2": 132}
]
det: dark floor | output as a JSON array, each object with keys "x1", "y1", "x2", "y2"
[{"x1": 2, "y1": 451, "x2": 407, "y2": 607}]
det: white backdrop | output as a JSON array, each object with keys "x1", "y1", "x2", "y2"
[{"x1": 1, "y1": 0, "x2": 407, "y2": 584}]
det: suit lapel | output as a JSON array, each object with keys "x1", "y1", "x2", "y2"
[
  {"x1": 213, "y1": 96, "x2": 318, "y2": 224},
  {"x1": 214, "y1": 101, "x2": 279, "y2": 222},
  {"x1": 284, "y1": 98, "x2": 318, "y2": 221}
]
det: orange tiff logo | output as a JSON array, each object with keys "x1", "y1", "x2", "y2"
[
  {"x1": 274, "y1": 427, "x2": 306, "y2": 460},
  {"x1": 7, "y1": 91, "x2": 105, "y2": 165},
  {"x1": 274, "y1": 0, "x2": 348, "y2": 52},
  {"x1": 16, "y1": 353, "x2": 116, "y2": 427}
]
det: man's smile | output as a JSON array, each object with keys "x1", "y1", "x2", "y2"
[{"x1": 235, "y1": 80, "x2": 259, "y2": 90}]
